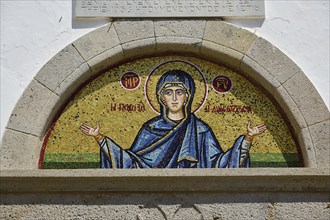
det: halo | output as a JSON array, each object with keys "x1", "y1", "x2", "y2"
[{"x1": 144, "y1": 59, "x2": 208, "y2": 114}]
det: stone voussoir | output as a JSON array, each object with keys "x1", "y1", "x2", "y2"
[
  {"x1": 283, "y1": 71, "x2": 329, "y2": 126},
  {"x1": 114, "y1": 20, "x2": 155, "y2": 44},
  {"x1": 308, "y1": 120, "x2": 330, "y2": 168},
  {"x1": 34, "y1": 44, "x2": 86, "y2": 92},
  {"x1": 72, "y1": 22, "x2": 121, "y2": 61},
  {"x1": 6, "y1": 80, "x2": 57, "y2": 136},
  {"x1": 274, "y1": 86, "x2": 308, "y2": 132},
  {"x1": 87, "y1": 45, "x2": 125, "y2": 75},
  {"x1": 122, "y1": 38, "x2": 156, "y2": 59},
  {"x1": 0, "y1": 129, "x2": 41, "y2": 170},
  {"x1": 297, "y1": 127, "x2": 317, "y2": 168},
  {"x1": 54, "y1": 63, "x2": 92, "y2": 101},
  {"x1": 156, "y1": 36, "x2": 202, "y2": 55},
  {"x1": 203, "y1": 20, "x2": 257, "y2": 54},
  {"x1": 246, "y1": 37, "x2": 301, "y2": 84},
  {"x1": 240, "y1": 55, "x2": 281, "y2": 96},
  {"x1": 201, "y1": 40, "x2": 244, "y2": 70},
  {"x1": 32, "y1": 91, "x2": 61, "y2": 138},
  {"x1": 154, "y1": 20, "x2": 206, "y2": 39}
]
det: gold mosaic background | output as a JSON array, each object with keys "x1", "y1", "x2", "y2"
[{"x1": 43, "y1": 56, "x2": 300, "y2": 168}]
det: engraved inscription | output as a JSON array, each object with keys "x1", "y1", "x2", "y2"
[{"x1": 74, "y1": 0, "x2": 265, "y2": 18}]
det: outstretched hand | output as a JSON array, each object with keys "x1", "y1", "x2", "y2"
[
  {"x1": 79, "y1": 122, "x2": 100, "y2": 137},
  {"x1": 247, "y1": 121, "x2": 267, "y2": 137}
]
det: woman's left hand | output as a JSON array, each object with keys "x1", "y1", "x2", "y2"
[{"x1": 247, "y1": 121, "x2": 267, "y2": 137}]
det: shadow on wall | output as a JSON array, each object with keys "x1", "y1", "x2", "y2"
[
  {"x1": 224, "y1": 18, "x2": 265, "y2": 28},
  {"x1": 0, "y1": 192, "x2": 329, "y2": 219}
]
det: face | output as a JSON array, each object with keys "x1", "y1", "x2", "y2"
[{"x1": 162, "y1": 86, "x2": 187, "y2": 113}]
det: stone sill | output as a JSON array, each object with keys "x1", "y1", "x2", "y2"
[{"x1": 1, "y1": 168, "x2": 329, "y2": 193}]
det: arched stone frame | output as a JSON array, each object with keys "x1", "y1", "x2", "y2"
[{"x1": 1, "y1": 19, "x2": 329, "y2": 171}]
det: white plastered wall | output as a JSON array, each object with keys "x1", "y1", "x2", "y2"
[
  {"x1": 0, "y1": 2, "x2": 329, "y2": 219},
  {"x1": 1, "y1": 0, "x2": 329, "y2": 141}
]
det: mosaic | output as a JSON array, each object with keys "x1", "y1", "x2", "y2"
[{"x1": 40, "y1": 56, "x2": 301, "y2": 169}]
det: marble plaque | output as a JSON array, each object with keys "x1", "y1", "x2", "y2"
[{"x1": 74, "y1": 0, "x2": 265, "y2": 18}]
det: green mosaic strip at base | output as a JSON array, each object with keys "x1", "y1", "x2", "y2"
[
  {"x1": 43, "y1": 162, "x2": 100, "y2": 169},
  {"x1": 43, "y1": 153, "x2": 100, "y2": 169},
  {"x1": 250, "y1": 153, "x2": 300, "y2": 167},
  {"x1": 42, "y1": 153, "x2": 300, "y2": 169}
]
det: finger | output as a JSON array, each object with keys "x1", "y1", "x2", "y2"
[
  {"x1": 80, "y1": 124, "x2": 89, "y2": 129},
  {"x1": 247, "y1": 121, "x2": 253, "y2": 132},
  {"x1": 79, "y1": 128, "x2": 89, "y2": 134},
  {"x1": 257, "y1": 125, "x2": 267, "y2": 131},
  {"x1": 81, "y1": 124, "x2": 96, "y2": 131},
  {"x1": 256, "y1": 124, "x2": 266, "y2": 128},
  {"x1": 96, "y1": 122, "x2": 100, "y2": 129},
  {"x1": 80, "y1": 125, "x2": 91, "y2": 131},
  {"x1": 80, "y1": 128, "x2": 90, "y2": 133},
  {"x1": 258, "y1": 127, "x2": 267, "y2": 133},
  {"x1": 80, "y1": 127, "x2": 90, "y2": 133},
  {"x1": 82, "y1": 123, "x2": 93, "y2": 129}
]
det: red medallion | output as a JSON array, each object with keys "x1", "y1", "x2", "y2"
[
  {"x1": 212, "y1": 75, "x2": 232, "y2": 94},
  {"x1": 120, "y1": 71, "x2": 141, "y2": 90}
]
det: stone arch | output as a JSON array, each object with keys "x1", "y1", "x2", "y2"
[{"x1": 1, "y1": 20, "x2": 328, "y2": 169}]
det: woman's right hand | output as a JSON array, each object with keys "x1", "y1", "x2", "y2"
[{"x1": 79, "y1": 122, "x2": 100, "y2": 137}]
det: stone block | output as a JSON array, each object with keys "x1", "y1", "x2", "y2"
[
  {"x1": 198, "y1": 201, "x2": 269, "y2": 220},
  {"x1": 283, "y1": 72, "x2": 329, "y2": 126},
  {"x1": 32, "y1": 91, "x2": 61, "y2": 138},
  {"x1": 297, "y1": 127, "x2": 317, "y2": 168},
  {"x1": 122, "y1": 38, "x2": 156, "y2": 59},
  {"x1": 240, "y1": 56, "x2": 281, "y2": 96},
  {"x1": 1, "y1": 168, "x2": 329, "y2": 193},
  {"x1": 201, "y1": 40, "x2": 244, "y2": 70},
  {"x1": 3, "y1": 193, "x2": 329, "y2": 220},
  {"x1": 54, "y1": 63, "x2": 92, "y2": 102},
  {"x1": 246, "y1": 37, "x2": 300, "y2": 84},
  {"x1": 87, "y1": 45, "x2": 124, "y2": 75},
  {"x1": 309, "y1": 120, "x2": 330, "y2": 168},
  {"x1": 274, "y1": 86, "x2": 307, "y2": 133},
  {"x1": 204, "y1": 20, "x2": 257, "y2": 54},
  {"x1": 6, "y1": 80, "x2": 58, "y2": 136},
  {"x1": 154, "y1": 20, "x2": 206, "y2": 39},
  {"x1": 73, "y1": 23, "x2": 120, "y2": 61},
  {"x1": 0, "y1": 204, "x2": 110, "y2": 219},
  {"x1": 156, "y1": 37, "x2": 201, "y2": 55},
  {"x1": 114, "y1": 20, "x2": 155, "y2": 44},
  {"x1": 35, "y1": 44, "x2": 85, "y2": 91},
  {"x1": 0, "y1": 129, "x2": 40, "y2": 170},
  {"x1": 273, "y1": 202, "x2": 330, "y2": 220}
]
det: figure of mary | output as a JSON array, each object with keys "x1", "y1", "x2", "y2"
[{"x1": 80, "y1": 70, "x2": 266, "y2": 168}]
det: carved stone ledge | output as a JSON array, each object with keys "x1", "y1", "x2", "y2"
[{"x1": 1, "y1": 168, "x2": 329, "y2": 193}]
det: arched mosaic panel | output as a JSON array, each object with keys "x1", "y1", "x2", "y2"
[{"x1": 40, "y1": 55, "x2": 301, "y2": 169}]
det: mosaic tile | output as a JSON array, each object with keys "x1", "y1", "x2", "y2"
[{"x1": 41, "y1": 56, "x2": 301, "y2": 169}]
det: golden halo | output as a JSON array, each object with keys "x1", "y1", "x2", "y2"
[{"x1": 144, "y1": 59, "x2": 208, "y2": 114}]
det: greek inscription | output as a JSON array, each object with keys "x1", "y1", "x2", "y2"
[
  {"x1": 204, "y1": 104, "x2": 253, "y2": 114},
  {"x1": 109, "y1": 101, "x2": 146, "y2": 113},
  {"x1": 75, "y1": 0, "x2": 265, "y2": 18}
]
